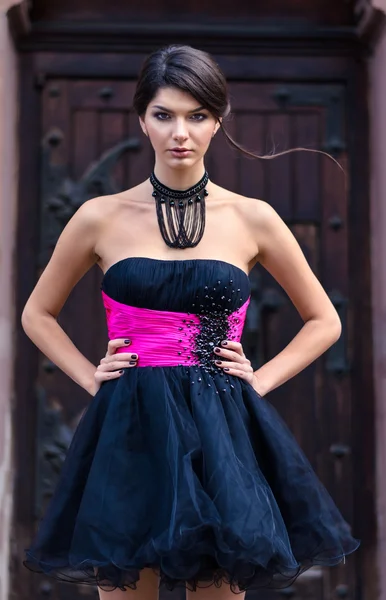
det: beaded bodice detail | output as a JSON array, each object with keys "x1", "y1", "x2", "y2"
[{"x1": 101, "y1": 257, "x2": 251, "y2": 376}]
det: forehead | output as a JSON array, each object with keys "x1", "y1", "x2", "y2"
[{"x1": 148, "y1": 87, "x2": 202, "y2": 111}]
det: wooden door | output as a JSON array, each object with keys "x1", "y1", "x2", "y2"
[{"x1": 13, "y1": 75, "x2": 359, "y2": 600}]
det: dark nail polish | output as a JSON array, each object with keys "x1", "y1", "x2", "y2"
[
  {"x1": 119, "y1": 369, "x2": 124, "y2": 374},
  {"x1": 124, "y1": 339, "x2": 131, "y2": 344},
  {"x1": 214, "y1": 347, "x2": 221, "y2": 353},
  {"x1": 215, "y1": 360, "x2": 222, "y2": 365},
  {"x1": 221, "y1": 340, "x2": 228, "y2": 346},
  {"x1": 224, "y1": 367, "x2": 230, "y2": 371},
  {"x1": 131, "y1": 354, "x2": 137, "y2": 359},
  {"x1": 129, "y1": 361, "x2": 136, "y2": 365}
]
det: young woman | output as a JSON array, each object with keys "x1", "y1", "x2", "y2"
[{"x1": 22, "y1": 45, "x2": 359, "y2": 600}]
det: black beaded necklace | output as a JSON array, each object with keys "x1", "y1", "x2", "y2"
[{"x1": 150, "y1": 170, "x2": 209, "y2": 249}]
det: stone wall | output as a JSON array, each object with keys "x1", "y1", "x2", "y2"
[
  {"x1": 0, "y1": 2, "x2": 20, "y2": 599},
  {"x1": 370, "y1": 1, "x2": 386, "y2": 598}
]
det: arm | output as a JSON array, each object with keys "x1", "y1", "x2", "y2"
[
  {"x1": 251, "y1": 200, "x2": 341, "y2": 397},
  {"x1": 22, "y1": 199, "x2": 105, "y2": 396}
]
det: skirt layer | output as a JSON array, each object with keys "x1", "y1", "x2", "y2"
[{"x1": 24, "y1": 367, "x2": 359, "y2": 592}]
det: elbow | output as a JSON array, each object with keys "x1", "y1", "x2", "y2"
[
  {"x1": 21, "y1": 303, "x2": 56, "y2": 336},
  {"x1": 21, "y1": 303, "x2": 46, "y2": 336},
  {"x1": 21, "y1": 305, "x2": 34, "y2": 336},
  {"x1": 327, "y1": 314, "x2": 342, "y2": 344},
  {"x1": 308, "y1": 313, "x2": 342, "y2": 346}
]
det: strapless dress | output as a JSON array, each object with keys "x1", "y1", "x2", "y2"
[{"x1": 23, "y1": 257, "x2": 359, "y2": 592}]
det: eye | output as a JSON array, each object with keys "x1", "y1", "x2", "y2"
[
  {"x1": 153, "y1": 112, "x2": 171, "y2": 120},
  {"x1": 190, "y1": 114, "x2": 208, "y2": 121}
]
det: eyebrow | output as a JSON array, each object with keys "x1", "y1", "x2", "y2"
[{"x1": 152, "y1": 105, "x2": 206, "y2": 113}]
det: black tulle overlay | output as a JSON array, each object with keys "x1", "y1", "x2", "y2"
[{"x1": 24, "y1": 258, "x2": 359, "y2": 592}]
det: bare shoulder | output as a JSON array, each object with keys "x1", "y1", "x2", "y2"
[
  {"x1": 212, "y1": 184, "x2": 275, "y2": 227},
  {"x1": 233, "y1": 195, "x2": 289, "y2": 258},
  {"x1": 21, "y1": 192, "x2": 133, "y2": 317},
  {"x1": 69, "y1": 187, "x2": 141, "y2": 240},
  {"x1": 216, "y1": 189, "x2": 280, "y2": 251},
  {"x1": 44, "y1": 191, "x2": 131, "y2": 278},
  {"x1": 72, "y1": 193, "x2": 122, "y2": 228},
  {"x1": 233, "y1": 194, "x2": 278, "y2": 227},
  {"x1": 228, "y1": 192, "x2": 341, "y2": 326}
]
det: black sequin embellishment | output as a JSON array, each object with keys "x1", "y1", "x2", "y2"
[{"x1": 194, "y1": 312, "x2": 230, "y2": 374}]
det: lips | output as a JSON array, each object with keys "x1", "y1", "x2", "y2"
[{"x1": 169, "y1": 148, "x2": 193, "y2": 159}]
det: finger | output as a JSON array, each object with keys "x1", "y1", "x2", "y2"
[
  {"x1": 220, "y1": 366, "x2": 252, "y2": 379},
  {"x1": 97, "y1": 360, "x2": 136, "y2": 372},
  {"x1": 106, "y1": 338, "x2": 132, "y2": 356},
  {"x1": 220, "y1": 340, "x2": 244, "y2": 355},
  {"x1": 214, "y1": 360, "x2": 252, "y2": 373},
  {"x1": 94, "y1": 370, "x2": 124, "y2": 382},
  {"x1": 213, "y1": 346, "x2": 249, "y2": 364},
  {"x1": 100, "y1": 352, "x2": 138, "y2": 364}
]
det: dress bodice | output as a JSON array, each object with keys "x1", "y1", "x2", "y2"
[
  {"x1": 101, "y1": 257, "x2": 251, "y2": 312},
  {"x1": 100, "y1": 257, "x2": 251, "y2": 370}
]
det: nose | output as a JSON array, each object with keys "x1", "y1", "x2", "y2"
[{"x1": 172, "y1": 118, "x2": 189, "y2": 142}]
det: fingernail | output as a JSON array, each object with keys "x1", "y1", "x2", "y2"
[
  {"x1": 215, "y1": 360, "x2": 222, "y2": 365},
  {"x1": 131, "y1": 354, "x2": 137, "y2": 359},
  {"x1": 214, "y1": 347, "x2": 221, "y2": 353},
  {"x1": 129, "y1": 361, "x2": 136, "y2": 365},
  {"x1": 124, "y1": 339, "x2": 131, "y2": 344},
  {"x1": 224, "y1": 368, "x2": 230, "y2": 371},
  {"x1": 221, "y1": 340, "x2": 228, "y2": 346},
  {"x1": 119, "y1": 369, "x2": 124, "y2": 374}
]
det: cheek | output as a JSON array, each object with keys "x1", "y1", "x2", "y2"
[
  {"x1": 194, "y1": 124, "x2": 215, "y2": 146},
  {"x1": 203, "y1": 129, "x2": 215, "y2": 148},
  {"x1": 146, "y1": 124, "x2": 166, "y2": 147}
]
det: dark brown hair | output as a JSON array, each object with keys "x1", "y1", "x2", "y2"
[{"x1": 133, "y1": 45, "x2": 342, "y2": 169}]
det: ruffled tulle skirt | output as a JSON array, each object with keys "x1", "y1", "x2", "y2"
[{"x1": 24, "y1": 367, "x2": 359, "y2": 592}]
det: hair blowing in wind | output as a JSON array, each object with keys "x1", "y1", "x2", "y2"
[{"x1": 133, "y1": 44, "x2": 344, "y2": 172}]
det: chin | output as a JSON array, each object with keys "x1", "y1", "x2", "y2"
[
  {"x1": 160, "y1": 158, "x2": 188, "y2": 169},
  {"x1": 166, "y1": 155, "x2": 203, "y2": 170},
  {"x1": 169, "y1": 161, "x2": 194, "y2": 170}
]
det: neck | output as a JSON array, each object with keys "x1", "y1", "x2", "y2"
[{"x1": 152, "y1": 161, "x2": 207, "y2": 190}]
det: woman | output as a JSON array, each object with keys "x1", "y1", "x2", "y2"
[{"x1": 22, "y1": 45, "x2": 359, "y2": 599}]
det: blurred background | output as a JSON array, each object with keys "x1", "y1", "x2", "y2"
[{"x1": 0, "y1": 1, "x2": 385, "y2": 599}]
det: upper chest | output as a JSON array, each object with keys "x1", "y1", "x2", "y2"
[{"x1": 96, "y1": 196, "x2": 259, "y2": 272}]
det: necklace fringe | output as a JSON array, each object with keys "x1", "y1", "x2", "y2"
[{"x1": 150, "y1": 171, "x2": 209, "y2": 249}]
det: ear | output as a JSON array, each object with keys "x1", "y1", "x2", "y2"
[
  {"x1": 213, "y1": 118, "x2": 222, "y2": 137},
  {"x1": 139, "y1": 116, "x2": 148, "y2": 137}
]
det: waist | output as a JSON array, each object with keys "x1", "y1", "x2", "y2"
[{"x1": 102, "y1": 291, "x2": 250, "y2": 369}]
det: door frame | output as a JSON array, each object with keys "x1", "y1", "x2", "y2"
[{"x1": 12, "y1": 44, "x2": 373, "y2": 599}]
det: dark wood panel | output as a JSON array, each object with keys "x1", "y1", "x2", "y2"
[
  {"x1": 12, "y1": 55, "x2": 370, "y2": 600},
  {"x1": 265, "y1": 114, "x2": 292, "y2": 219},
  {"x1": 41, "y1": 80, "x2": 70, "y2": 165},
  {"x1": 17, "y1": 23, "x2": 361, "y2": 55},
  {"x1": 237, "y1": 113, "x2": 267, "y2": 200},
  {"x1": 206, "y1": 118, "x2": 238, "y2": 193},
  {"x1": 100, "y1": 111, "x2": 127, "y2": 188},
  {"x1": 12, "y1": 52, "x2": 43, "y2": 600},
  {"x1": 127, "y1": 111, "x2": 154, "y2": 186},
  {"x1": 320, "y1": 151, "x2": 350, "y2": 503},
  {"x1": 30, "y1": 0, "x2": 354, "y2": 26},
  {"x1": 69, "y1": 80, "x2": 136, "y2": 110},
  {"x1": 255, "y1": 224, "x2": 319, "y2": 461},
  {"x1": 72, "y1": 110, "x2": 98, "y2": 179},
  {"x1": 32, "y1": 52, "x2": 354, "y2": 81},
  {"x1": 293, "y1": 112, "x2": 321, "y2": 220},
  {"x1": 346, "y1": 56, "x2": 377, "y2": 600}
]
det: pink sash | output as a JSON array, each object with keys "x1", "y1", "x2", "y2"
[{"x1": 102, "y1": 290, "x2": 250, "y2": 367}]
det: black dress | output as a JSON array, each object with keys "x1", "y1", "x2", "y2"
[{"x1": 24, "y1": 257, "x2": 359, "y2": 592}]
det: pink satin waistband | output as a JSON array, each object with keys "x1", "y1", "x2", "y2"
[{"x1": 101, "y1": 291, "x2": 250, "y2": 368}]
